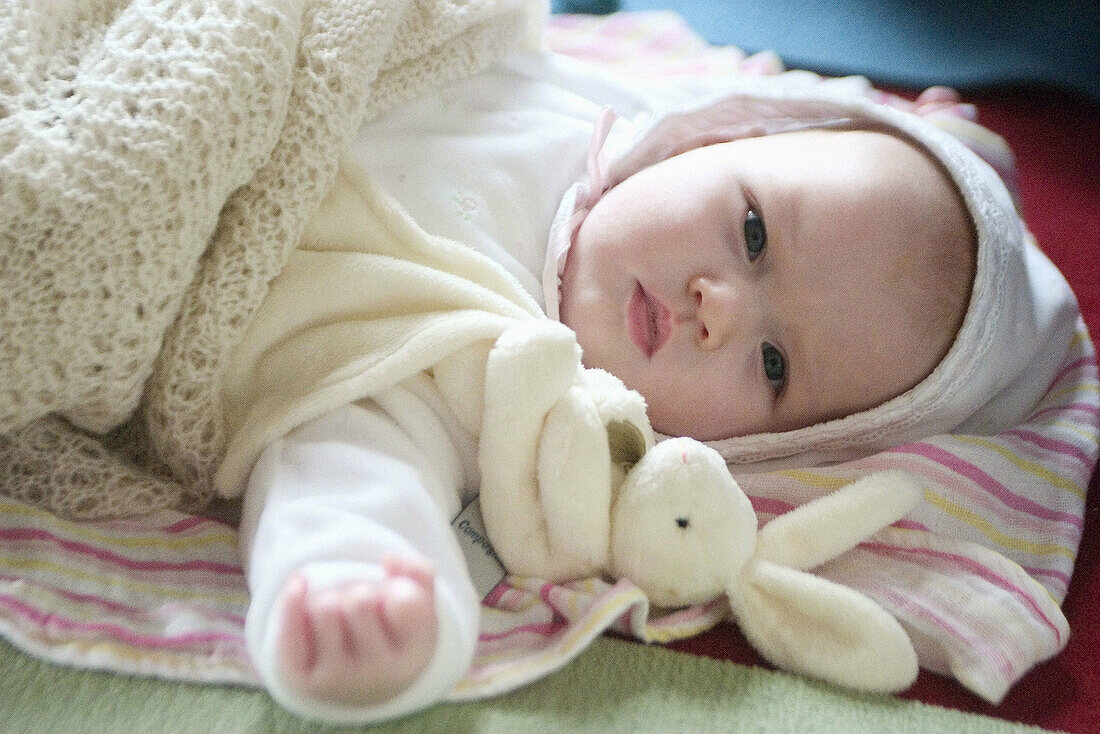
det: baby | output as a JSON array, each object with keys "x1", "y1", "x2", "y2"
[
  {"x1": 227, "y1": 53, "x2": 979, "y2": 722},
  {"x1": 560, "y1": 127, "x2": 974, "y2": 440}
]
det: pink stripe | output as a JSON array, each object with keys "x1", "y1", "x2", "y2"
[
  {"x1": 748, "y1": 496, "x2": 796, "y2": 517},
  {"x1": 643, "y1": 27, "x2": 690, "y2": 54},
  {"x1": 646, "y1": 597, "x2": 726, "y2": 629},
  {"x1": 161, "y1": 517, "x2": 215, "y2": 534},
  {"x1": 1028, "y1": 401, "x2": 1100, "y2": 421},
  {"x1": 0, "y1": 573, "x2": 246, "y2": 625},
  {"x1": 1051, "y1": 356, "x2": 1097, "y2": 387},
  {"x1": 546, "y1": 15, "x2": 583, "y2": 30},
  {"x1": 748, "y1": 493, "x2": 928, "y2": 531},
  {"x1": 890, "y1": 443, "x2": 1083, "y2": 527},
  {"x1": 0, "y1": 594, "x2": 246, "y2": 651},
  {"x1": 1003, "y1": 428, "x2": 1094, "y2": 467},
  {"x1": 616, "y1": 606, "x2": 637, "y2": 631},
  {"x1": 601, "y1": 13, "x2": 642, "y2": 38},
  {"x1": 863, "y1": 542, "x2": 1064, "y2": 643},
  {"x1": 1021, "y1": 565, "x2": 1072, "y2": 588},
  {"x1": 538, "y1": 582, "x2": 556, "y2": 607},
  {"x1": 0, "y1": 527, "x2": 243, "y2": 574},
  {"x1": 483, "y1": 583, "x2": 509, "y2": 607},
  {"x1": 858, "y1": 452, "x2": 1081, "y2": 542},
  {"x1": 478, "y1": 620, "x2": 566, "y2": 643},
  {"x1": 869, "y1": 584, "x2": 1013, "y2": 678}
]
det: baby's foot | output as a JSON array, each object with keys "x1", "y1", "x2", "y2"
[{"x1": 275, "y1": 555, "x2": 438, "y2": 708}]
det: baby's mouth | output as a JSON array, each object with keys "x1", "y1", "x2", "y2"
[{"x1": 627, "y1": 282, "x2": 671, "y2": 358}]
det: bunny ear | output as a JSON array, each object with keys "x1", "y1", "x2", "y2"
[
  {"x1": 730, "y1": 560, "x2": 918, "y2": 693},
  {"x1": 755, "y1": 470, "x2": 923, "y2": 571}
]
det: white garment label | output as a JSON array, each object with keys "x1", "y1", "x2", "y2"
[{"x1": 451, "y1": 496, "x2": 507, "y2": 600}]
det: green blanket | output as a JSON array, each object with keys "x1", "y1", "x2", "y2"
[{"x1": 1, "y1": 637, "x2": 1055, "y2": 734}]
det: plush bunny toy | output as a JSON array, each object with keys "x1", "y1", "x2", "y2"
[{"x1": 467, "y1": 320, "x2": 921, "y2": 693}]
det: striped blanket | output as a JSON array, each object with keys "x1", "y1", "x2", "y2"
[{"x1": 1, "y1": 11, "x2": 1096, "y2": 706}]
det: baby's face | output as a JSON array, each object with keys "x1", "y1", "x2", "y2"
[{"x1": 559, "y1": 128, "x2": 971, "y2": 440}]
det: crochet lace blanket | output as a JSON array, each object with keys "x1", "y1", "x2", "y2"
[{"x1": 0, "y1": 0, "x2": 542, "y2": 520}]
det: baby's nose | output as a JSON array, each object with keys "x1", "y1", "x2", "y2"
[{"x1": 689, "y1": 276, "x2": 738, "y2": 351}]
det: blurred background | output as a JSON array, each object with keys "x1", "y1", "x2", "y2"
[{"x1": 552, "y1": 0, "x2": 1100, "y2": 102}]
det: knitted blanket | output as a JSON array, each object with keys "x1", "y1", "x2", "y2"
[{"x1": 0, "y1": 0, "x2": 542, "y2": 520}]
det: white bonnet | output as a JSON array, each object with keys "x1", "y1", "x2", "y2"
[{"x1": 546, "y1": 73, "x2": 1080, "y2": 468}]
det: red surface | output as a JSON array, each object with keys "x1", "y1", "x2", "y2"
[{"x1": 667, "y1": 86, "x2": 1100, "y2": 734}]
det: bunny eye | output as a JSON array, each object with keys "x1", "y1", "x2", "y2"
[{"x1": 676, "y1": 517, "x2": 690, "y2": 529}]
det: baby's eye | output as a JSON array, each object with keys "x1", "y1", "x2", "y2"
[
  {"x1": 762, "y1": 342, "x2": 786, "y2": 391},
  {"x1": 744, "y1": 208, "x2": 766, "y2": 261}
]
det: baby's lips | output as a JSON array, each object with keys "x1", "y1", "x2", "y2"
[
  {"x1": 627, "y1": 282, "x2": 653, "y2": 357},
  {"x1": 648, "y1": 288, "x2": 672, "y2": 354},
  {"x1": 627, "y1": 283, "x2": 672, "y2": 358}
]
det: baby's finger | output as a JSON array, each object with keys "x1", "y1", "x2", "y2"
[
  {"x1": 343, "y1": 587, "x2": 387, "y2": 652},
  {"x1": 276, "y1": 575, "x2": 315, "y2": 675},
  {"x1": 312, "y1": 598, "x2": 352, "y2": 662},
  {"x1": 382, "y1": 554, "x2": 436, "y2": 590},
  {"x1": 380, "y1": 576, "x2": 438, "y2": 647}
]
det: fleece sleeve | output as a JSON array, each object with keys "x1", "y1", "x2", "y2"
[{"x1": 238, "y1": 402, "x2": 480, "y2": 724}]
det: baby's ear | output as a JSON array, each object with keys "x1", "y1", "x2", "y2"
[{"x1": 731, "y1": 560, "x2": 918, "y2": 693}]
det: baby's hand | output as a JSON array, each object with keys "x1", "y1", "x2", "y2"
[{"x1": 275, "y1": 556, "x2": 439, "y2": 708}]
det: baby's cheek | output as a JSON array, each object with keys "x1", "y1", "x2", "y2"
[{"x1": 664, "y1": 386, "x2": 769, "y2": 441}]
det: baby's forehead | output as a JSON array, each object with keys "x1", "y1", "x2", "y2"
[
  {"x1": 746, "y1": 125, "x2": 975, "y2": 377},
  {"x1": 757, "y1": 126, "x2": 943, "y2": 170},
  {"x1": 819, "y1": 129, "x2": 963, "y2": 216},
  {"x1": 744, "y1": 128, "x2": 965, "y2": 224}
]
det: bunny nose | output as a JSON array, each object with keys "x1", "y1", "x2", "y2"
[{"x1": 689, "y1": 276, "x2": 736, "y2": 351}]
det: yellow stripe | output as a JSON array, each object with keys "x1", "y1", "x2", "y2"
[
  {"x1": 0, "y1": 556, "x2": 248, "y2": 606},
  {"x1": 498, "y1": 578, "x2": 554, "y2": 614},
  {"x1": 772, "y1": 470, "x2": 851, "y2": 490},
  {"x1": 6, "y1": 582, "x2": 236, "y2": 630},
  {"x1": 885, "y1": 526, "x2": 1066, "y2": 607},
  {"x1": 615, "y1": 17, "x2": 656, "y2": 46},
  {"x1": 951, "y1": 435, "x2": 1087, "y2": 499},
  {"x1": 0, "y1": 500, "x2": 238, "y2": 551},
  {"x1": 503, "y1": 593, "x2": 543, "y2": 615},
  {"x1": 1046, "y1": 382, "x2": 1099, "y2": 402},
  {"x1": 12, "y1": 630, "x2": 255, "y2": 676},
  {"x1": 640, "y1": 605, "x2": 725, "y2": 644},
  {"x1": 924, "y1": 493, "x2": 1075, "y2": 560},
  {"x1": 563, "y1": 588, "x2": 581, "y2": 620},
  {"x1": 1048, "y1": 420, "x2": 1100, "y2": 445}
]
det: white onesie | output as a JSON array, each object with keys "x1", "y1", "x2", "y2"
[{"x1": 237, "y1": 51, "x2": 672, "y2": 723}]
